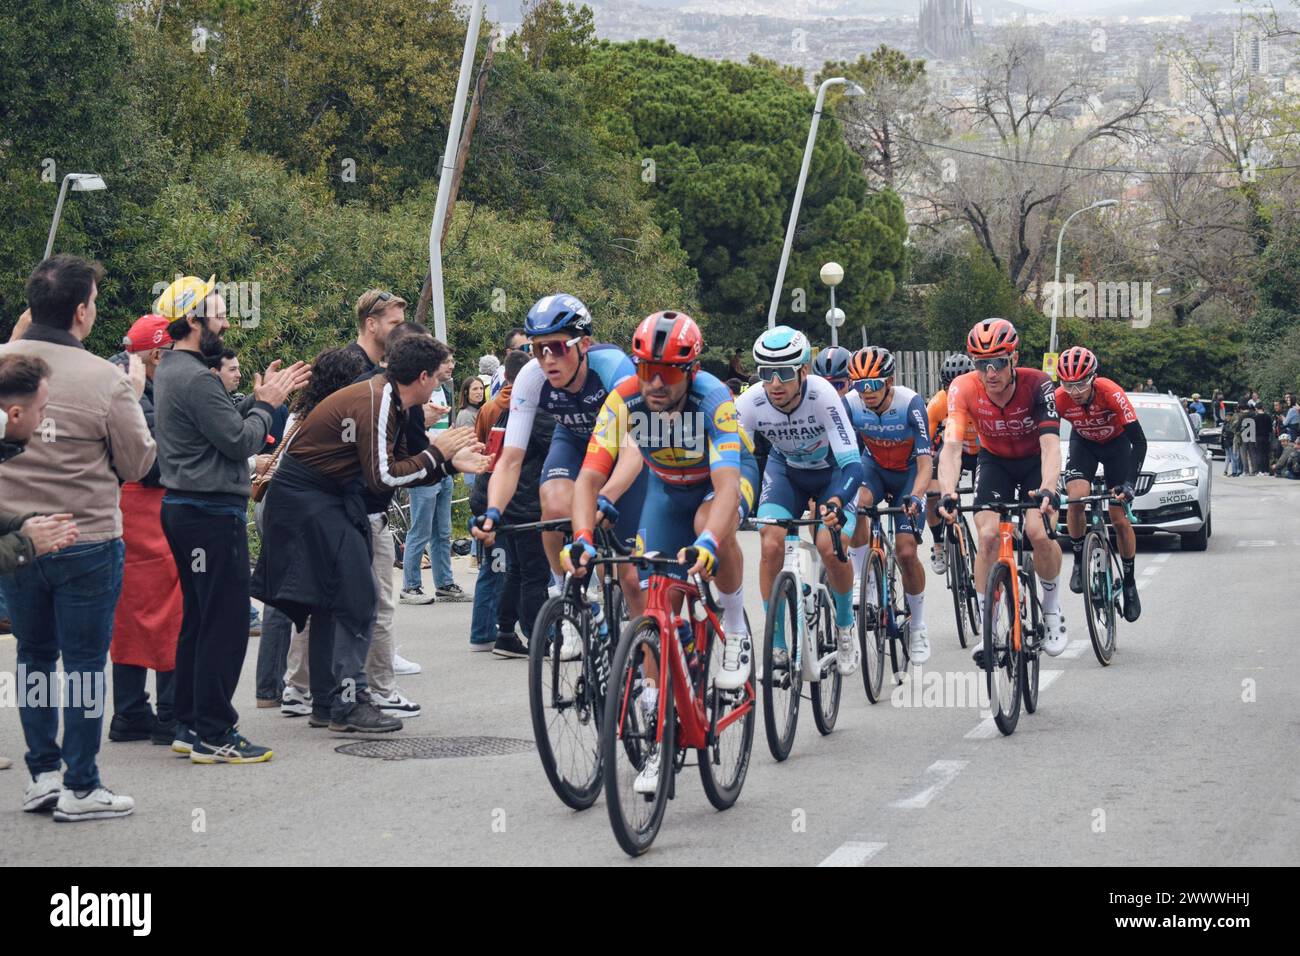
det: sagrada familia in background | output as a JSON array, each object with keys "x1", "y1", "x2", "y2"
[{"x1": 917, "y1": 0, "x2": 976, "y2": 59}]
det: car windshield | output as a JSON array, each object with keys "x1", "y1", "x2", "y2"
[{"x1": 1059, "y1": 400, "x2": 1193, "y2": 443}]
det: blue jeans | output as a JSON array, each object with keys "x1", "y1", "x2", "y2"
[
  {"x1": 0, "y1": 539, "x2": 125, "y2": 790},
  {"x1": 468, "y1": 550, "x2": 504, "y2": 644},
  {"x1": 402, "y1": 477, "x2": 454, "y2": 591}
]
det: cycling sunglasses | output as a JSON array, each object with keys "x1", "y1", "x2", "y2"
[
  {"x1": 1061, "y1": 375, "x2": 1096, "y2": 392},
  {"x1": 972, "y1": 355, "x2": 1013, "y2": 373},
  {"x1": 853, "y1": 377, "x2": 889, "y2": 393},
  {"x1": 757, "y1": 365, "x2": 800, "y2": 384},
  {"x1": 635, "y1": 359, "x2": 693, "y2": 385},
  {"x1": 827, "y1": 377, "x2": 850, "y2": 391},
  {"x1": 532, "y1": 336, "x2": 582, "y2": 359}
]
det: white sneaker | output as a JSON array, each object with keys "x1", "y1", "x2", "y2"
[
  {"x1": 393, "y1": 651, "x2": 422, "y2": 675},
  {"x1": 399, "y1": 587, "x2": 435, "y2": 606},
  {"x1": 1043, "y1": 611, "x2": 1068, "y2": 656},
  {"x1": 372, "y1": 688, "x2": 421, "y2": 718},
  {"x1": 633, "y1": 748, "x2": 661, "y2": 794},
  {"x1": 930, "y1": 544, "x2": 947, "y2": 575},
  {"x1": 559, "y1": 621, "x2": 583, "y2": 661},
  {"x1": 52, "y1": 786, "x2": 135, "y2": 822},
  {"x1": 280, "y1": 686, "x2": 312, "y2": 717},
  {"x1": 548, "y1": 583, "x2": 563, "y2": 599},
  {"x1": 715, "y1": 632, "x2": 752, "y2": 691},
  {"x1": 22, "y1": 770, "x2": 62, "y2": 812},
  {"x1": 909, "y1": 624, "x2": 931, "y2": 664},
  {"x1": 835, "y1": 625, "x2": 859, "y2": 676}
]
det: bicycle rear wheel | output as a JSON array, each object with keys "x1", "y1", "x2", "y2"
[
  {"x1": 699, "y1": 611, "x2": 755, "y2": 810},
  {"x1": 528, "y1": 595, "x2": 602, "y2": 810},
  {"x1": 982, "y1": 562, "x2": 1021, "y2": 736},
  {"x1": 857, "y1": 551, "x2": 887, "y2": 702},
  {"x1": 947, "y1": 518, "x2": 980, "y2": 648},
  {"x1": 602, "y1": 618, "x2": 674, "y2": 857},
  {"x1": 1082, "y1": 530, "x2": 1117, "y2": 666},
  {"x1": 811, "y1": 569, "x2": 841, "y2": 735},
  {"x1": 761, "y1": 571, "x2": 801, "y2": 761}
]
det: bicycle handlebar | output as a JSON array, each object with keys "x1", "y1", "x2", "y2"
[
  {"x1": 750, "y1": 516, "x2": 848, "y2": 563},
  {"x1": 855, "y1": 503, "x2": 924, "y2": 544}
]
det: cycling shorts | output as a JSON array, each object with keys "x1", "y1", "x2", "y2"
[
  {"x1": 973, "y1": 450, "x2": 1043, "y2": 508},
  {"x1": 860, "y1": 455, "x2": 920, "y2": 535},
  {"x1": 757, "y1": 456, "x2": 858, "y2": 539},
  {"x1": 1064, "y1": 432, "x2": 1133, "y2": 490},
  {"x1": 544, "y1": 425, "x2": 647, "y2": 548}
]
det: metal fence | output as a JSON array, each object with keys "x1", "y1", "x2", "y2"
[{"x1": 893, "y1": 350, "x2": 958, "y2": 397}]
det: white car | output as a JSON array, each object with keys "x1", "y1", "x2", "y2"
[{"x1": 1059, "y1": 391, "x2": 1213, "y2": 551}]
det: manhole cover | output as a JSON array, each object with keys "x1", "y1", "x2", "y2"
[{"x1": 335, "y1": 735, "x2": 535, "y2": 761}]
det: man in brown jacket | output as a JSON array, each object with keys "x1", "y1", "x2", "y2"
[{"x1": 0, "y1": 255, "x2": 156, "y2": 822}]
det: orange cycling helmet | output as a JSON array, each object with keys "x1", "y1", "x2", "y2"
[
  {"x1": 1057, "y1": 346, "x2": 1098, "y2": 382},
  {"x1": 849, "y1": 345, "x2": 895, "y2": 380},
  {"x1": 966, "y1": 318, "x2": 1019, "y2": 358},
  {"x1": 632, "y1": 310, "x2": 703, "y2": 364}
]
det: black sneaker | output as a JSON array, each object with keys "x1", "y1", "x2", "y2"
[
  {"x1": 108, "y1": 713, "x2": 158, "y2": 742},
  {"x1": 151, "y1": 720, "x2": 178, "y2": 746},
  {"x1": 308, "y1": 708, "x2": 333, "y2": 728},
  {"x1": 1069, "y1": 559, "x2": 1084, "y2": 594},
  {"x1": 190, "y1": 729, "x2": 274, "y2": 764},
  {"x1": 492, "y1": 632, "x2": 529, "y2": 659},
  {"x1": 329, "y1": 700, "x2": 402, "y2": 734},
  {"x1": 1122, "y1": 577, "x2": 1141, "y2": 622},
  {"x1": 435, "y1": 583, "x2": 469, "y2": 602},
  {"x1": 171, "y1": 725, "x2": 199, "y2": 756}
]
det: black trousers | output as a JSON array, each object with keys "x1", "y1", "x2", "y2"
[
  {"x1": 306, "y1": 609, "x2": 374, "y2": 721},
  {"x1": 112, "y1": 663, "x2": 175, "y2": 724},
  {"x1": 500, "y1": 529, "x2": 550, "y2": 639},
  {"x1": 161, "y1": 501, "x2": 250, "y2": 741}
]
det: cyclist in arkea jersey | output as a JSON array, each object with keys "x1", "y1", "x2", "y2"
[
  {"x1": 566, "y1": 311, "x2": 758, "y2": 795},
  {"x1": 936, "y1": 318, "x2": 1068, "y2": 659},
  {"x1": 737, "y1": 328, "x2": 863, "y2": 676},
  {"x1": 472, "y1": 294, "x2": 647, "y2": 619},
  {"x1": 925, "y1": 352, "x2": 979, "y2": 574},
  {"x1": 1054, "y1": 346, "x2": 1148, "y2": 623},
  {"x1": 843, "y1": 346, "x2": 935, "y2": 663}
]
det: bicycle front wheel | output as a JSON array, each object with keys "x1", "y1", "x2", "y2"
[
  {"x1": 1019, "y1": 560, "x2": 1040, "y2": 714},
  {"x1": 528, "y1": 595, "x2": 602, "y2": 810},
  {"x1": 761, "y1": 571, "x2": 801, "y2": 761},
  {"x1": 1082, "y1": 530, "x2": 1117, "y2": 666},
  {"x1": 811, "y1": 568, "x2": 841, "y2": 735},
  {"x1": 982, "y1": 562, "x2": 1021, "y2": 736},
  {"x1": 699, "y1": 614, "x2": 755, "y2": 810},
  {"x1": 602, "y1": 617, "x2": 674, "y2": 857},
  {"x1": 857, "y1": 550, "x2": 887, "y2": 702}
]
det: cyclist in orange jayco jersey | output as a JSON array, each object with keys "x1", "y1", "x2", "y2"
[
  {"x1": 924, "y1": 352, "x2": 978, "y2": 575},
  {"x1": 1054, "y1": 346, "x2": 1148, "y2": 622},
  {"x1": 937, "y1": 319, "x2": 1069, "y2": 658}
]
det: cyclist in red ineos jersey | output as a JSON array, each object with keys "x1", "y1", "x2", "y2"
[
  {"x1": 1054, "y1": 346, "x2": 1147, "y2": 622},
  {"x1": 937, "y1": 318, "x2": 1069, "y2": 658}
]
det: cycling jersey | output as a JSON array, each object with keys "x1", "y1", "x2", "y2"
[
  {"x1": 845, "y1": 385, "x2": 932, "y2": 471},
  {"x1": 503, "y1": 344, "x2": 634, "y2": 450},
  {"x1": 927, "y1": 388, "x2": 980, "y2": 455},
  {"x1": 947, "y1": 368, "x2": 1059, "y2": 460},
  {"x1": 1054, "y1": 377, "x2": 1137, "y2": 444},
  {"x1": 735, "y1": 374, "x2": 862, "y2": 503},
  {"x1": 582, "y1": 369, "x2": 754, "y2": 486}
]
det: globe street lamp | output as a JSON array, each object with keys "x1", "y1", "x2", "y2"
[{"x1": 821, "y1": 261, "x2": 845, "y2": 347}]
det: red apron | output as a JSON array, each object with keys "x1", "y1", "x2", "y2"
[{"x1": 109, "y1": 483, "x2": 182, "y2": 671}]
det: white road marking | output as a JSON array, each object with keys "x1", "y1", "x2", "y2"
[
  {"x1": 890, "y1": 760, "x2": 969, "y2": 809},
  {"x1": 1140, "y1": 564, "x2": 1160, "y2": 576},
  {"x1": 1237, "y1": 540, "x2": 1277, "y2": 547},
  {"x1": 964, "y1": 670, "x2": 1063, "y2": 737},
  {"x1": 1060, "y1": 639, "x2": 1088, "y2": 659},
  {"x1": 1152, "y1": 553, "x2": 1171, "y2": 564},
  {"x1": 818, "y1": 841, "x2": 887, "y2": 867},
  {"x1": 1039, "y1": 669, "x2": 1064, "y2": 691},
  {"x1": 965, "y1": 718, "x2": 1000, "y2": 739}
]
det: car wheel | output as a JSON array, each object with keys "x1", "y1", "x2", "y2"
[{"x1": 1181, "y1": 517, "x2": 1209, "y2": 552}]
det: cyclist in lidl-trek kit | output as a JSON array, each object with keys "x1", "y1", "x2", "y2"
[
  {"x1": 936, "y1": 319, "x2": 1069, "y2": 658},
  {"x1": 1053, "y1": 346, "x2": 1148, "y2": 622}
]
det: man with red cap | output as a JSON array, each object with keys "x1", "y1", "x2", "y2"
[{"x1": 106, "y1": 315, "x2": 183, "y2": 744}]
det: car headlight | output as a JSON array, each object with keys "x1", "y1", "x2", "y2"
[{"x1": 1154, "y1": 466, "x2": 1197, "y2": 484}]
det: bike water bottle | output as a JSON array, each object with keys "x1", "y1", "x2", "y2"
[
  {"x1": 590, "y1": 599, "x2": 608, "y2": 643},
  {"x1": 677, "y1": 616, "x2": 700, "y2": 685}
]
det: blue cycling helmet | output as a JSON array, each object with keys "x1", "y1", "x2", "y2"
[
  {"x1": 525, "y1": 293, "x2": 593, "y2": 338},
  {"x1": 753, "y1": 325, "x2": 810, "y2": 367},
  {"x1": 812, "y1": 346, "x2": 852, "y2": 380}
]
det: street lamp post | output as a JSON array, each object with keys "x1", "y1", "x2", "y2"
[
  {"x1": 44, "y1": 173, "x2": 106, "y2": 261},
  {"x1": 428, "y1": 0, "x2": 486, "y2": 344},
  {"x1": 1049, "y1": 198, "x2": 1119, "y2": 354},
  {"x1": 767, "y1": 77, "x2": 864, "y2": 329},
  {"x1": 820, "y1": 261, "x2": 845, "y2": 347}
]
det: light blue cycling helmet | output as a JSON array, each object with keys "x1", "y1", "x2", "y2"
[
  {"x1": 753, "y1": 325, "x2": 810, "y2": 367},
  {"x1": 525, "y1": 293, "x2": 593, "y2": 337},
  {"x1": 812, "y1": 345, "x2": 852, "y2": 380}
]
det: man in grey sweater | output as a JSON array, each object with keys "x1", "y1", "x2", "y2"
[{"x1": 152, "y1": 275, "x2": 309, "y2": 764}]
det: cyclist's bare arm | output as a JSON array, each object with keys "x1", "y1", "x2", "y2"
[
  {"x1": 938, "y1": 420, "x2": 965, "y2": 503},
  {"x1": 910, "y1": 453, "x2": 932, "y2": 500},
  {"x1": 1038, "y1": 432, "x2": 1062, "y2": 500},
  {"x1": 598, "y1": 432, "x2": 643, "y2": 507},
  {"x1": 471, "y1": 445, "x2": 526, "y2": 542},
  {"x1": 702, "y1": 466, "x2": 741, "y2": 543},
  {"x1": 565, "y1": 465, "x2": 606, "y2": 575}
]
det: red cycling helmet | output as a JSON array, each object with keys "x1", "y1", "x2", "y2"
[
  {"x1": 632, "y1": 311, "x2": 703, "y2": 364},
  {"x1": 1057, "y1": 346, "x2": 1098, "y2": 382},
  {"x1": 966, "y1": 318, "x2": 1019, "y2": 358}
]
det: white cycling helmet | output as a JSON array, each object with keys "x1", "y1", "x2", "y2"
[{"x1": 753, "y1": 325, "x2": 811, "y2": 367}]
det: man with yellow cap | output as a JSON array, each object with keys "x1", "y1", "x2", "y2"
[{"x1": 152, "y1": 275, "x2": 310, "y2": 764}]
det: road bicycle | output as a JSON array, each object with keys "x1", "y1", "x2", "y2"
[
  {"x1": 1060, "y1": 472, "x2": 1154, "y2": 666},
  {"x1": 751, "y1": 517, "x2": 847, "y2": 761},
  {"x1": 855, "y1": 502, "x2": 922, "y2": 703},
  {"x1": 601, "y1": 552, "x2": 756, "y2": 856},
  {"x1": 941, "y1": 485, "x2": 980, "y2": 649}
]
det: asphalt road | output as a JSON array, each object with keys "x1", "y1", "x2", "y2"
[{"x1": 2, "y1": 474, "x2": 1297, "y2": 865}]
